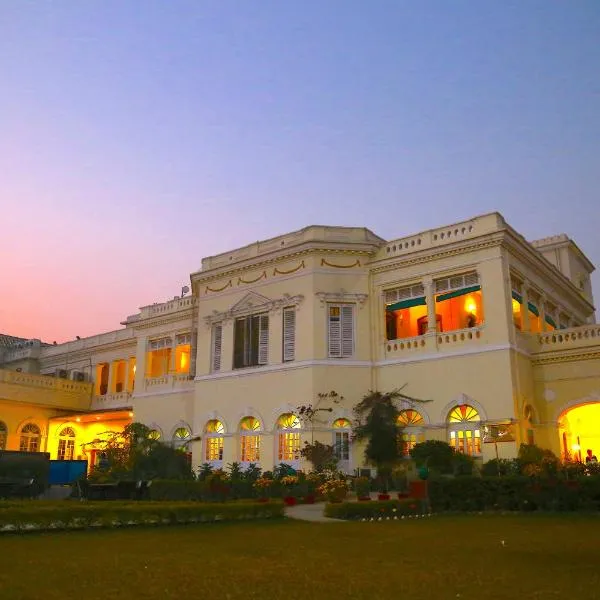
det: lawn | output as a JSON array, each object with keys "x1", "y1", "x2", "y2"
[{"x1": 1, "y1": 515, "x2": 600, "y2": 599}]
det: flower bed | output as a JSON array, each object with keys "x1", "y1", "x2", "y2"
[
  {"x1": 0, "y1": 500, "x2": 284, "y2": 533},
  {"x1": 324, "y1": 499, "x2": 422, "y2": 520}
]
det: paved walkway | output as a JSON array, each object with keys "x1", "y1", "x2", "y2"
[{"x1": 285, "y1": 501, "x2": 343, "y2": 523}]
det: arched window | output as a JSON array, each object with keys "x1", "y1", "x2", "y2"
[
  {"x1": 148, "y1": 429, "x2": 161, "y2": 441},
  {"x1": 0, "y1": 421, "x2": 7, "y2": 451},
  {"x1": 447, "y1": 404, "x2": 481, "y2": 456},
  {"x1": 397, "y1": 410, "x2": 425, "y2": 456},
  {"x1": 332, "y1": 418, "x2": 351, "y2": 461},
  {"x1": 173, "y1": 426, "x2": 191, "y2": 449},
  {"x1": 276, "y1": 413, "x2": 301, "y2": 463},
  {"x1": 19, "y1": 423, "x2": 41, "y2": 453},
  {"x1": 57, "y1": 426, "x2": 76, "y2": 461},
  {"x1": 239, "y1": 417, "x2": 261, "y2": 463},
  {"x1": 205, "y1": 420, "x2": 224, "y2": 463}
]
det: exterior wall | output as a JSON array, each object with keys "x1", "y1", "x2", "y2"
[{"x1": 1, "y1": 213, "x2": 599, "y2": 471}]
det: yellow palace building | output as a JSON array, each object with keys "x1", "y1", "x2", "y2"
[{"x1": 1, "y1": 212, "x2": 599, "y2": 472}]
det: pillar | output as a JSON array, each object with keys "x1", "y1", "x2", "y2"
[
  {"x1": 423, "y1": 278, "x2": 437, "y2": 333},
  {"x1": 521, "y1": 282, "x2": 531, "y2": 333},
  {"x1": 133, "y1": 336, "x2": 147, "y2": 395}
]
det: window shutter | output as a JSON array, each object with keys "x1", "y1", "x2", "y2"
[
  {"x1": 258, "y1": 314, "x2": 269, "y2": 365},
  {"x1": 211, "y1": 324, "x2": 222, "y2": 372},
  {"x1": 328, "y1": 306, "x2": 342, "y2": 357},
  {"x1": 282, "y1": 308, "x2": 296, "y2": 362},
  {"x1": 340, "y1": 305, "x2": 354, "y2": 357}
]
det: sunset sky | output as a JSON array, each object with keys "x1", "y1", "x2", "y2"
[{"x1": 1, "y1": 1, "x2": 598, "y2": 343}]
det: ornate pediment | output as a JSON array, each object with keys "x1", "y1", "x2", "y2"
[
  {"x1": 315, "y1": 289, "x2": 368, "y2": 308},
  {"x1": 203, "y1": 292, "x2": 305, "y2": 326}
]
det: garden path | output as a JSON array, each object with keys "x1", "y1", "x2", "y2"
[{"x1": 284, "y1": 502, "x2": 343, "y2": 523}]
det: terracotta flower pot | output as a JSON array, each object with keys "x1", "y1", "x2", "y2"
[
  {"x1": 358, "y1": 496, "x2": 371, "y2": 502},
  {"x1": 378, "y1": 493, "x2": 391, "y2": 501},
  {"x1": 304, "y1": 495, "x2": 316, "y2": 504},
  {"x1": 397, "y1": 492, "x2": 409, "y2": 500},
  {"x1": 283, "y1": 496, "x2": 297, "y2": 507}
]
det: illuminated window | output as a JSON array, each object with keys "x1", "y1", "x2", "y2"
[
  {"x1": 57, "y1": 427, "x2": 76, "y2": 461},
  {"x1": 0, "y1": 421, "x2": 7, "y2": 450},
  {"x1": 112, "y1": 360, "x2": 126, "y2": 393},
  {"x1": 240, "y1": 417, "x2": 261, "y2": 463},
  {"x1": 95, "y1": 363, "x2": 109, "y2": 396},
  {"x1": 397, "y1": 410, "x2": 425, "y2": 456},
  {"x1": 384, "y1": 284, "x2": 427, "y2": 340},
  {"x1": 148, "y1": 429, "x2": 161, "y2": 441},
  {"x1": 19, "y1": 423, "x2": 41, "y2": 453},
  {"x1": 528, "y1": 295, "x2": 542, "y2": 333},
  {"x1": 447, "y1": 405, "x2": 481, "y2": 456},
  {"x1": 205, "y1": 420, "x2": 224, "y2": 462},
  {"x1": 277, "y1": 413, "x2": 301, "y2": 463},
  {"x1": 175, "y1": 333, "x2": 191, "y2": 374},
  {"x1": 147, "y1": 337, "x2": 172, "y2": 378},
  {"x1": 435, "y1": 273, "x2": 483, "y2": 332},
  {"x1": 173, "y1": 426, "x2": 191, "y2": 449},
  {"x1": 332, "y1": 418, "x2": 351, "y2": 461}
]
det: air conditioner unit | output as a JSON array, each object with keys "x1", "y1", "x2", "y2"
[
  {"x1": 55, "y1": 368, "x2": 68, "y2": 379},
  {"x1": 71, "y1": 371, "x2": 86, "y2": 382}
]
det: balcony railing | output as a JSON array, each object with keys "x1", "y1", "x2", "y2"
[
  {"x1": 535, "y1": 324, "x2": 600, "y2": 352},
  {"x1": 144, "y1": 373, "x2": 194, "y2": 392},
  {"x1": 91, "y1": 391, "x2": 132, "y2": 411},
  {"x1": 384, "y1": 327, "x2": 485, "y2": 359}
]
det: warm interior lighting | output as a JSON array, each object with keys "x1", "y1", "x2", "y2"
[
  {"x1": 76, "y1": 417, "x2": 81, "y2": 422},
  {"x1": 559, "y1": 404, "x2": 600, "y2": 461},
  {"x1": 464, "y1": 296, "x2": 477, "y2": 315},
  {"x1": 132, "y1": 365, "x2": 137, "y2": 374},
  {"x1": 128, "y1": 412, "x2": 134, "y2": 417},
  {"x1": 572, "y1": 443, "x2": 581, "y2": 452}
]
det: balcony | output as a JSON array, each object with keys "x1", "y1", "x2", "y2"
[
  {"x1": 0, "y1": 368, "x2": 92, "y2": 411},
  {"x1": 384, "y1": 326, "x2": 485, "y2": 360},
  {"x1": 144, "y1": 373, "x2": 194, "y2": 393},
  {"x1": 91, "y1": 391, "x2": 133, "y2": 411},
  {"x1": 533, "y1": 324, "x2": 600, "y2": 354}
]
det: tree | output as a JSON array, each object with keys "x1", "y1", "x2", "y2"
[
  {"x1": 353, "y1": 387, "x2": 429, "y2": 488},
  {"x1": 300, "y1": 440, "x2": 338, "y2": 472}
]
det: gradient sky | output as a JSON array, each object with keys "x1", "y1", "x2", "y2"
[{"x1": 1, "y1": 1, "x2": 598, "y2": 343}]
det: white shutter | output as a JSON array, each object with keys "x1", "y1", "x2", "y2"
[
  {"x1": 340, "y1": 305, "x2": 354, "y2": 357},
  {"x1": 328, "y1": 306, "x2": 342, "y2": 357},
  {"x1": 211, "y1": 324, "x2": 222, "y2": 372},
  {"x1": 258, "y1": 314, "x2": 269, "y2": 365},
  {"x1": 282, "y1": 308, "x2": 296, "y2": 362}
]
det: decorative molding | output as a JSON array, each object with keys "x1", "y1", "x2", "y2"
[
  {"x1": 237, "y1": 271, "x2": 267, "y2": 285},
  {"x1": 320, "y1": 258, "x2": 361, "y2": 269},
  {"x1": 532, "y1": 351, "x2": 600, "y2": 366},
  {"x1": 203, "y1": 293, "x2": 305, "y2": 326},
  {"x1": 273, "y1": 261, "x2": 305, "y2": 276},
  {"x1": 205, "y1": 280, "x2": 233, "y2": 294},
  {"x1": 316, "y1": 290, "x2": 368, "y2": 307}
]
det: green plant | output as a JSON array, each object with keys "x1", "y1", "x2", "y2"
[
  {"x1": 353, "y1": 388, "x2": 429, "y2": 487},
  {"x1": 410, "y1": 440, "x2": 455, "y2": 474},
  {"x1": 324, "y1": 498, "x2": 421, "y2": 520},
  {"x1": 300, "y1": 441, "x2": 338, "y2": 472},
  {"x1": 481, "y1": 458, "x2": 520, "y2": 477},
  {"x1": 318, "y1": 479, "x2": 348, "y2": 502},
  {"x1": 353, "y1": 476, "x2": 371, "y2": 498}
]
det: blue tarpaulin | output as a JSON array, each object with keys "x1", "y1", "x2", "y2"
[{"x1": 48, "y1": 460, "x2": 88, "y2": 485}]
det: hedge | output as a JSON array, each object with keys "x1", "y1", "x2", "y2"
[
  {"x1": 427, "y1": 476, "x2": 600, "y2": 512},
  {"x1": 0, "y1": 500, "x2": 284, "y2": 533},
  {"x1": 324, "y1": 499, "x2": 423, "y2": 520}
]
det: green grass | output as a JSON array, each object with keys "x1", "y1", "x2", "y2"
[{"x1": 1, "y1": 515, "x2": 600, "y2": 599}]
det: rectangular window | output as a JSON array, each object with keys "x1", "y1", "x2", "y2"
[
  {"x1": 233, "y1": 314, "x2": 269, "y2": 369},
  {"x1": 175, "y1": 333, "x2": 191, "y2": 375},
  {"x1": 434, "y1": 272, "x2": 483, "y2": 332},
  {"x1": 206, "y1": 437, "x2": 223, "y2": 462},
  {"x1": 334, "y1": 431, "x2": 350, "y2": 460},
  {"x1": 211, "y1": 324, "x2": 223, "y2": 372},
  {"x1": 241, "y1": 435, "x2": 260, "y2": 462},
  {"x1": 385, "y1": 284, "x2": 427, "y2": 340},
  {"x1": 146, "y1": 337, "x2": 172, "y2": 378},
  {"x1": 278, "y1": 432, "x2": 301, "y2": 462},
  {"x1": 282, "y1": 307, "x2": 296, "y2": 362},
  {"x1": 328, "y1": 305, "x2": 354, "y2": 358},
  {"x1": 58, "y1": 439, "x2": 75, "y2": 461}
]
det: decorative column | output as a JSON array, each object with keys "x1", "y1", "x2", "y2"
[
  {"x1": 423, "y1": 278, "x2": 437, "y2": 333},
  {"x1": 106, "y1": 363, "x2": 115, "y2": 395},
  {"x1": 521, "y1": 281, "x2": 531, "y2": 333},
  {"x1": 133, "y1": 336, "x2": 147, "y2": 394}
]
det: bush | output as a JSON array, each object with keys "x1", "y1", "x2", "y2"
[
  {"x1": 428, "y1": 476, "x2": 600, "y2": 513},
  {"x1": 410, "y1": 441, "x2": 454, "y2": 474},
  {"x1": 324, "y1": 499, "x2": 422, "y2": 520},
  {"x1": 0, "y1": 500, "x2": 284, "y2": 533},
  {"x1": 481, "y1": 459, "x2": 520, "y2": 477}
]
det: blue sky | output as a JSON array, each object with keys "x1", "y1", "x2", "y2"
[{"x1": 1, "y1": 1, "x2": 598, "y2": 340}]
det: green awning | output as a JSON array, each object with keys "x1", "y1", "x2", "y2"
[
  {"x1": 436, "y1": 285, "x2": 481, "y2": 303},
  {"x1": 512, "y1": 291, "x2": 522, "y2": 303},
  {"x1": 545, "y1": 315, "x2": 557, "y2": 328},
  {"x1": 528, "y1": 302, "x2": 539, "y2": 317},
  {"x1": 386, "y1": 296, "x2": 426, "y2": 311}
]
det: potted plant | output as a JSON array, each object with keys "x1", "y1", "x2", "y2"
[
  {"x1": 318, "y1": 479, "x2": 348, "y2": 503},
  {"x1": 281, "y1": 475, "x2": 299, "y2": 506},
  {"x1": 354, "y1": 476, "x2": 371, "y2": 501},
  {"x1": 253, "y1": 477, "x2": 273, "y2": 503}
]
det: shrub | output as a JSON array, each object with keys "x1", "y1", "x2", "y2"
[
  {"x1": 324, "y1": 499, "x2": 421, "y2": 520},
  {"x1": 318, "y1": 479, "x2": 348, "y2": 502},
  {"x1": 353, "y1": 477, "x2": 371, "y2": 498},
  {"x1": 410, "y1": 441, "x2": 454, "y2": 474},
  {"x1": 0, "y1": 500, "x2": 285, "y2": 532},
  {"x1": 481, "y1": 459, "x2": 520, "y2": 477}
]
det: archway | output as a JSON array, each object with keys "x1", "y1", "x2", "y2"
[{"x1": 558, "y1": 403, "x2": 600, "y2": 462}]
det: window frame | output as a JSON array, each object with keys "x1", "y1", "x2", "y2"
[
  {"x1": 327, "y1": 304, "x2": 355, "y2": 359},
  {"x1": 233, "y1": 313, "x2": 269, "y2": 369}
]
